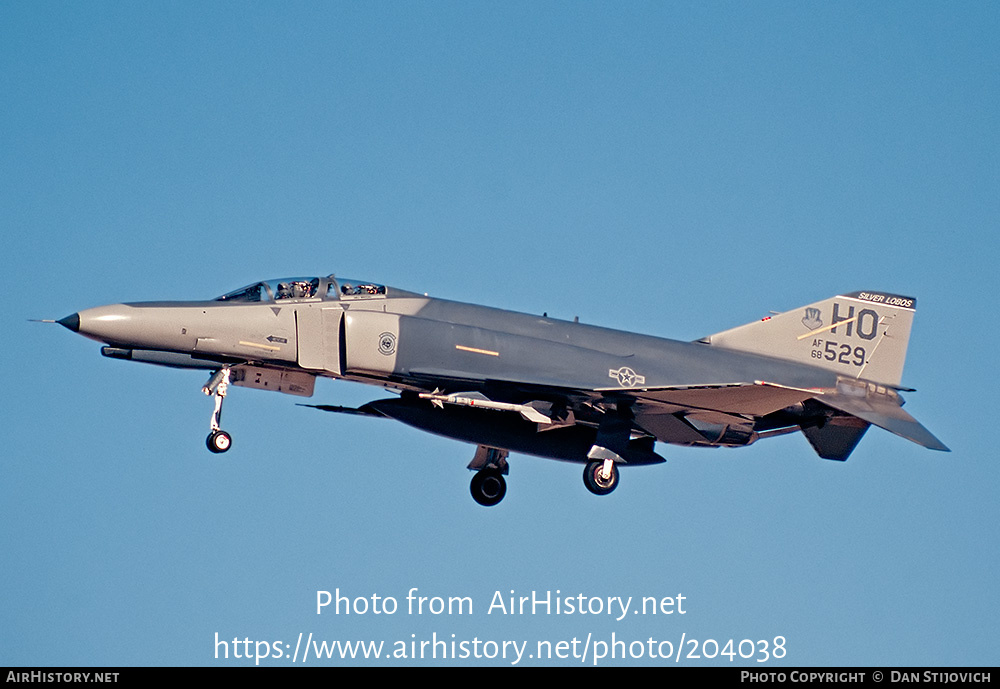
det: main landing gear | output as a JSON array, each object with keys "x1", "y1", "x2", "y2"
[
  {"x1": 468, "y1": 446, "x2": 508, "y2": 507},
  {"x1": 203, "y1": 367, "x2": 232, "y2": 453},
  {"x1": 466, "y1": 446, "x2": 621, "y2": 505},
  {"x1": 470, "y1": 468, "x2": 506, "y2": 507},
  {"x1": 583, "y1": 459, "x2": 619, "y2": 496}
]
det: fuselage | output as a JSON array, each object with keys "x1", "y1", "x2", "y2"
[{"x1": 68, "y1": 276, "x2": 838, "y2": 395}]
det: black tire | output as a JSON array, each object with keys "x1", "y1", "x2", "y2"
[
  {"x1": 583, "y1": 460, "x2": 618, "y2": 495},
  {"x1": 470, "y1": 469, "x2": 506, "y2": 507},
  {"x1": 207, "y1": 430, "x2": 232, "y2": 454}
]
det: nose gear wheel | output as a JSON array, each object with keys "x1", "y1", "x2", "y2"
[
  {"x1": 207, "y1": 429, "x2": 232, "y2": 453},
  {"x1": 203, "y1": 367, "x2": 232, "y2": 453}
]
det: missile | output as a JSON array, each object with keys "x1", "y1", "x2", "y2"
[{"x1": 418, "y1": 392, "x2": 552, "y2": 424}]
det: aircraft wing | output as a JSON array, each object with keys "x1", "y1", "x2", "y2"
[
  {"x1": 304, "y1": 376, "x2": 946, "y2": 463},
  {"x1": 628, "y1": 380, "x2": 948, "y2": 454},
  {"x1": 631, "y1": 382, "x2": 816, "y2": 416},
  {"x1": 298, "y1": 403, "x2": 387, "y2": 418},
  {"x1": 627, "y1": 382, "x2": 817, "y2": 448},
  {"x1": 630, "y1": 380, "x2": 948, "y2": 457}
]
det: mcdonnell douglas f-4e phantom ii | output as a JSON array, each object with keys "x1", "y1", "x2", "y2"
[{"x1": 53, "y1": 275, "x2": 948, "y2": 506}]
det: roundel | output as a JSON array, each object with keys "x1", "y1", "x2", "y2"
[{"x1": 378, "y1": 331, "x2": 397, "y2": 356}]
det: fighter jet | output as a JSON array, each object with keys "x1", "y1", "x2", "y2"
[{"x1": 53, "y1": 275, "x2": 948, "y2": 506}]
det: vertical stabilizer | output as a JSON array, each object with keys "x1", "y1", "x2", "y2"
[{"x1": 701, "y1": 291, "x2": 917, "y2": 387}]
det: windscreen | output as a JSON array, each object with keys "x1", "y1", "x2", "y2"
[{"x1": 216, "y1": 277, "x2": 322, "y2": 302}]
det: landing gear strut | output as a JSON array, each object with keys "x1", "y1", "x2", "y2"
[
  {"x1": 584, "y1": 408, "x2": 628, "y2": 496},
  {"x1": 203, "y1": 367, "x2": 232, "y2": 453},
  {"x1": 583, "y1": 459, "x2": 619, "y2": 495}
]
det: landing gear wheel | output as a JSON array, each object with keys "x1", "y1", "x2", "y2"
[
  {"x1": 470, "y1": 468, "x2": 506, "y2": 507},
  {"x1": 583, "y1": 460, "x2": 619, "y2": 495},
  {"x1": 203, "y1": 368, "x2": 232, "y2": 454},
  {"x1": 207, "y1": 430, "x2": 232, "y2": 454}
]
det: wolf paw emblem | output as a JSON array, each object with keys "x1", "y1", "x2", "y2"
[{"x1": 801, "y1": 308, "x2": 823, "y2": 330}]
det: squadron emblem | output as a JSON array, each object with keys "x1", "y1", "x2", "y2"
[
  {"x1": 801, "y1": 307, "x2": 823, "y2": 331},
  {"x1": 609, "y1": 366, "x2": 645, "y2": 387}
]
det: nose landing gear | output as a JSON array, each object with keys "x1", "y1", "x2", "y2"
[
  {"x1": 207, "y1": 429, "x2": 232, "y2": 453},
  {"x1": 203, "y1": 367, "x2": 232, "y2": 453}
]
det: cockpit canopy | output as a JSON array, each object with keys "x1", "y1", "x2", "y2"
[{"x1": 215, "y1": 275, "x2": 387, "y2": 303}]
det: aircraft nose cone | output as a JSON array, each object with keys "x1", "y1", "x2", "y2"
[{"x1": 57, "y1": 313, "x2": 80, "y2": 332}]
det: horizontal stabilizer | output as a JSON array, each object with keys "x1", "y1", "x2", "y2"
[{"x1": 821, "y1": 395, "x2": 949, "y2": 452}]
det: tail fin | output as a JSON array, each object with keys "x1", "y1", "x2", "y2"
[{"x1": 700, "y1": 291, "x2": 917, "y2": 388}]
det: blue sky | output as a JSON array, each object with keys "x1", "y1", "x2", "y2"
[{"x1": 2, "y1": 1, "x2": 997, "y2": 666}]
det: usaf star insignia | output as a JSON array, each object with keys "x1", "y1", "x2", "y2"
[{"x1": 609, "y1": 366, "x2": 645, "y2": 387}]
